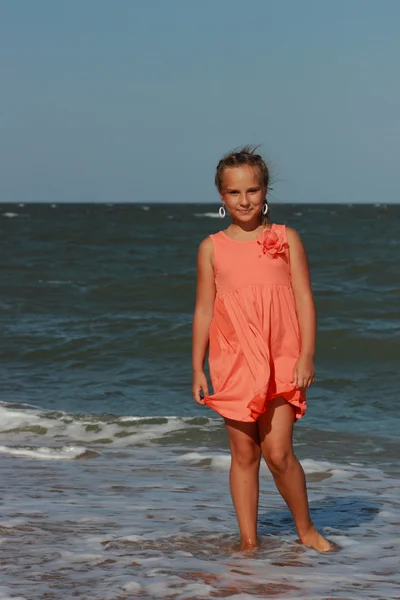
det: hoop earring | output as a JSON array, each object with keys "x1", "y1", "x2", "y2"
[
  {"x1": 262, "y1": 201, "x2": 269, "y2": 216},
  {"x1": 219, "y1": 205, "x2": 226, "y2": 218}
]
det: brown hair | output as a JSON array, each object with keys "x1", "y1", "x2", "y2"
[
  {"x1": 215, "y1": 145, "x2": 270, "y2": 193},
  {"x1": 215, "y1": 145, "x2": 271, "y2": 223}
]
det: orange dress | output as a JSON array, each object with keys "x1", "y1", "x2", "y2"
[{"x1": 204, "y1": 224, "x2": 306, "y2": 422}]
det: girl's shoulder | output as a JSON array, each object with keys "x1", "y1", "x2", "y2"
[
  {"x1": 284, "y1": 226, "x2": 303, "y2": 245},
  {"x1": 197, "y1": 235, "x2": 214, "y2": 256},
  {"x1": 271, "y1": 223, "x2": 302, "y2": 241},
  {"x1": 201, "y1": 231, "x2": 225, "y2": 248}
]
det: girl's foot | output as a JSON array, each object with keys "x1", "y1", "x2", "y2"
[
  {"x1": 300, "y1": 526, "x2": 338, "y2": 552},
  {"x1": 239, "y1": 538, "x2": 259, "y2": 552}
]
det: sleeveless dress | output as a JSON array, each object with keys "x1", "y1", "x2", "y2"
[{"x1": 204, "y1": 224, "x2": 306, "y2": 422}]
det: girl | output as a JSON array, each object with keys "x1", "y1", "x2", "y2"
[{"x1": 192, "y1": 147, "x2": 334, "y2": 553}]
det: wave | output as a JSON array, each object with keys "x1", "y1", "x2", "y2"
[
  {"x1": 0, "y1": 444, "x2": 96, "y2": 460},
  {"x1": 177, "y1": 452, "x2": 372, "y2": 479},
  {"x1": 1, "y1": 402, "x2": 395, "y2": 474},
  {"x1": 193, "y1": 212, "x2": 220, "y2": 218},
  {"x1": 0, "y1": 401, "x2": 221, "y2": 450}
]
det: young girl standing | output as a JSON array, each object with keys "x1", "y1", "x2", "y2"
[{"x1": 192, "y1": 147, "x2": 334, "y2": 553}]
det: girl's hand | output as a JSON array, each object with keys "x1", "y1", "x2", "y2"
[
  {"x1": 293, "y1": 355, "x2": 315, "y2": 389},
  {"x1": 192, "y1": 370, "x2": 209, "y2": 405}
]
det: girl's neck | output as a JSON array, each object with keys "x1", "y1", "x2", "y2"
[{"x1": 229, "y1": 219, "x2": 266, "y2": 233}]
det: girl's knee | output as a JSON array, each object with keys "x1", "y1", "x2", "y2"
[
  {"x1": 264, "y1": 448, "x2": 294, "y2": 475},
  {"x1": 231, "y1": 444, "x2": 261, "y2": 470}
]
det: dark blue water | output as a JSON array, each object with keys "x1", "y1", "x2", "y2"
[{"x1": 2, "y1": 203, "x2": 399, "y2": 437}]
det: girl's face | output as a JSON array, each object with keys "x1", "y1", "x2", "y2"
[{"x1": 219, "y1": 165, "x2": 265, "y2": 223}]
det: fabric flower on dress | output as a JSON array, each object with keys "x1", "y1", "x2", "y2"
[{"x1": 257, "y1": 229, "x2": 287, "y2": 258}]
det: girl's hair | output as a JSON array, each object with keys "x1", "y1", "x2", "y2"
[
  {"x1": 215, "y1": 145, "x2": 271, "y2": 223},
  {"x1": 215, "y1": 145, "x2": 270, "y2": 193}
]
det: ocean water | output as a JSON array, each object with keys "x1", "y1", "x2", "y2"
[{"x1": 0, "y1": 203, "x2": 399, "y2": 600}]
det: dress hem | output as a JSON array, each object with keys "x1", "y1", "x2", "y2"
[{"x1": 204, "y1": 385, "x2": 306, "y2": 423}]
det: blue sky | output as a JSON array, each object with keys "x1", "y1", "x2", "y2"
[{"x1": 1, "y1": 0, "x2": 399, "y2": 204}]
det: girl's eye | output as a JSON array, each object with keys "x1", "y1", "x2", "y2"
[{"x1": 249, "y1": 188, "x2": 259, "y2": 193}]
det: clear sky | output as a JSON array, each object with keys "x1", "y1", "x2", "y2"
[{"x1": 1, "y1": 0, "x2": 399, "y2": 204}]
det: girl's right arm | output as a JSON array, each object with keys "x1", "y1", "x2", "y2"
[{"x1": 192, "y1": 237, "x2": 216, "y2": 405}]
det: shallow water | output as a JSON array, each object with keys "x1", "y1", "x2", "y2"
[
  {"x1": 0, "y1": 405, "x2": 399, "y2": 599},
  {"x1": 1, "y1": 203, "x2": 399, "y2": 598}
]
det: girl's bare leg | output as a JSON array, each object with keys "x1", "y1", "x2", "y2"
[
  {"x1": 258, "y1": 398, "x2": 333, "y2": 552},
  {"x1": 224, "y1": 418, "x2": 261, "y2": 550}
]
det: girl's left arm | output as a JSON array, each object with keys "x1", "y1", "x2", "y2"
[{"x1": 286, "y1": 227, "x2": 316, "y2": 389}]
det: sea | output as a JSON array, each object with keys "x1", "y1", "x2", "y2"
[{"x1": 0, "y1": 203, "x2": 399, "y2": 600}]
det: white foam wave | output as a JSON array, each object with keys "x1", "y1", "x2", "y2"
[
  {"x1": 301, "y1": 458, "x2": 338, "y2": 473},
  {"x1": 300, "y1": 458, "x2": 377, "y2": 479},
  {"x1": 0, "y1": 404, "x2": 44, "y2": 430},
  {"x1": 194, "y1": 212, "x2": 220, "y2": 218},
  {"x1": 178, "y1": 452, "x2": 375, "y2": 481},
  {"x1": 121, "y1": 582, "x2": 142, "y2": 594},
  {"x1": 2, "y1": 212, "x2": 19, "y2": 218},
  {"x1": 0, "y1": 402, "x2": 220, "y2": 448},
  {"x1": 179, "y1": 451, "x2": 231, "y2": 470},
  {"x1": 0, "y1": 444, "x2": 89, "y2": 460}
]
